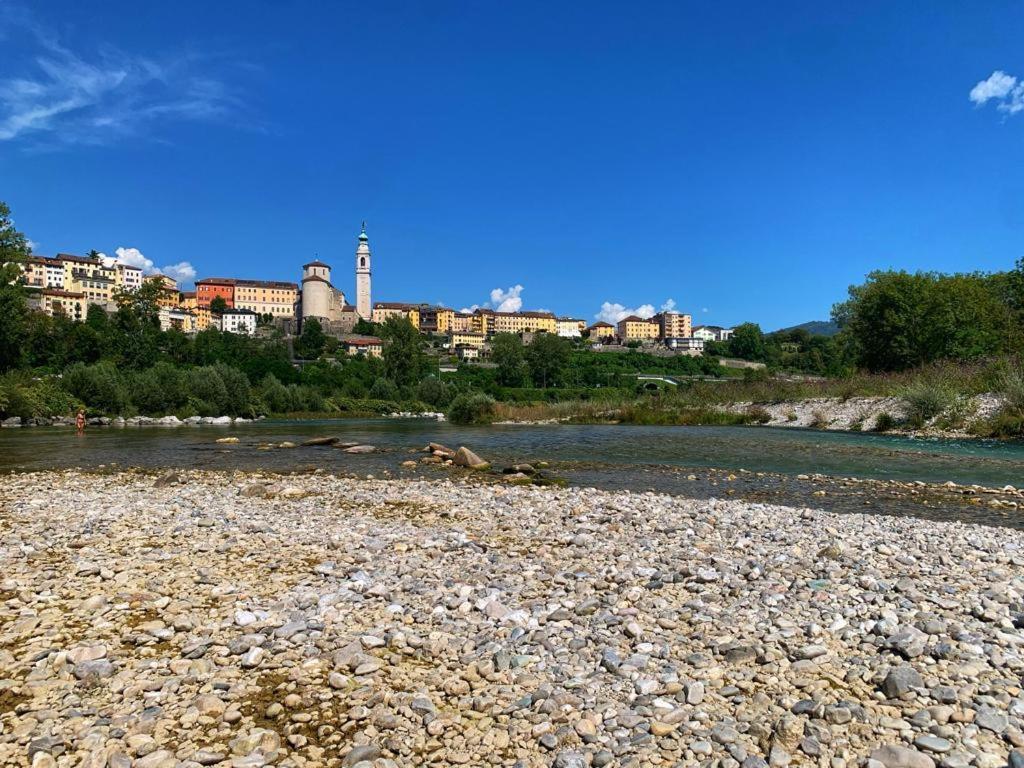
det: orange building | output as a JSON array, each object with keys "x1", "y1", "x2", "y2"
[{"x1": 196, "y1": 278, "x2": 235, "y2": 308}]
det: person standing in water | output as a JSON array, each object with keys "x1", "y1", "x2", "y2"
[{"x1": 75, "y1": 409, "x2": 86, "y2": 434}]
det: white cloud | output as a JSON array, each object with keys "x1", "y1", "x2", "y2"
[
  {"x1": 103, "y1": 245, "x2": 196, "y2": 284},
  {"x1": 0, "y1": 12, "x2": 248, "y2": 145},
  {"x1": 26, "y1": 238, "x2": 38, "y2": 253},
  {"x1": 490, "y1": 284, "x2": 524, "y2": 313},
  {"x1": 461, "y1": 284, "x2": 526, "y2": 314},
  {"x1": 595, "y1": 301, "x2": 656, "y2": 324},
  {"x1": 109, "y1": 246, "x2": 155, "y2": 272},
  {"x1": 660, "y1": 298, "x2": 676, "y2": 312},
  {"x1": 161, "y1": 261, "x2": 196, "y2": 282},
  {"x1": 969, "y1": 70, "x2": 1024, "y2": 116}
]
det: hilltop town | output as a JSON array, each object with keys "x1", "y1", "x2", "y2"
[{"x1": 16, "y1": 225, "x2": 733, "y2": 362}]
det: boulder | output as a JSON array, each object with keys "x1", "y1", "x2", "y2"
[
  {"x1": 454, "y1": 446, "x2": 490, "y2": 470},
  {"x1": 344, "y1": 445, "x2": 377, "y2": 454},
  {"x1": 302, "y1": 436, "x2": 340, "y2": 446},
  {"x1": 428, "y1": 442, "x2": 456, "y2": 459},
  {"x1": 215, "y1": 437, "x2": 239, "y2": 444}
]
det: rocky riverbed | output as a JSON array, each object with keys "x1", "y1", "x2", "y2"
[{"x1": 2, "y1": 471, "x2": 1023, "y2": 768}]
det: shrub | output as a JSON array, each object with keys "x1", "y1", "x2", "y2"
[
  {"x1": 215, "y1": 364, "x2": 252, "y2": 416},
  {"x1": 746, "y1": 405, "x2": 772, "y2": 424},
  {"x1": 63, "y1": 362, "x2": 128, "y2": 414},
  {"x1": 416, "y1": 376, "x2": 454, "y2": 408},
  {"x1": 447, "y1": 393, "x2": 496, "y2": 425},
  {"x1": 901, "y1": 379, "x2": 954, "y2": 427},
  {"x1": 809, "y1": 410, "x2": 830, "y2": 429},
  {"x1": 185, "y1": 367, "x2": 227, "y2": 416},
  {"x1": 873, "y1": 412, "x2": 897, "y2": 432},
  {"x1": 369, "y1": 377, "x2": 400, "y2": 402},
  {"x1": 130, "y1": 362, "x2": 186, "y2": 415}
]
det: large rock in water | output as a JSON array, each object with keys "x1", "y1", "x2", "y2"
[
  {"x1": 344, "y1": 444, "x2": 377, "y2": 454},
  {"x1": 453, "y1": 446, "x2": 490, "y2": 470},
  {"x1": 302, "y1": 436, "x2": 340, "y2": 446},
  {"x1": 427, "y1": 442, "x2": 456, "y2": 459}
]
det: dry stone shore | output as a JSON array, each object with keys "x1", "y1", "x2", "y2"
[{"x1": 1, "y1": 470, "x2": 1023, "y2": 768}]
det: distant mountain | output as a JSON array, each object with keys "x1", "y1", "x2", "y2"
[{"x1": 774, "y1": 320, "x2": 840, "y2": 337}]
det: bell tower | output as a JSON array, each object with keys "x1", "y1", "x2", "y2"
[{"x1": 355, "y1": 222, "x2": 371, "y2": 320}]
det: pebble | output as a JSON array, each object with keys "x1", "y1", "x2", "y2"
[{"x1": 1, "y1": 469, "x2": 1022, "y2": 768}]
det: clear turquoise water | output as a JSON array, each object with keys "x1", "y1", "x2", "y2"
[{"x1": 3, "y1": 420, "x2": 1023, "y2": 526}]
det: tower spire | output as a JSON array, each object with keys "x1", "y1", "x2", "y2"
[{"x1": 355, "y1": 221, "x2": 372, "y2": 319}]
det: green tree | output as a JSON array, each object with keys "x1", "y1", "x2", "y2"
[
  {"x1": 526, "y1": 332, "x2": 570, "y2": 388},
  {"x1": 727, "y1": 323, "x2": 766, "y2": 361},
  {"x1": 0, "y1": 201, "x2": 31, "y2": 372},
  {"x1": 295, "y1": 318, "x2": 326, "y2": 359},
  {"x1": 380, "y1": 316, "x2": 424, "y2": 386},
  {"x1": 353, "y1": 318, "x2": 377, "y2": 335},
  {"x1": 832, "y1": 270, "x2": 1013, "y2": 372},
  {"x1": 209, "y1": 295, "x2": 229, "y2": 315},
  {"x1": 491, "y1": 333, "x2": 527, "y2": 386}
]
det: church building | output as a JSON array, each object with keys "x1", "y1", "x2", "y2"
[{"x1": 297, "y1": 223, "x2": 372, "y2": 333}]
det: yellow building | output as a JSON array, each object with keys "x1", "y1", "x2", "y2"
[
  {"x1": 471, "y1": 309, "x2": 557, "y2": 336},
  {"x1": 449, "y1": 330, "x2": 487, "y2": 350},
  {"x1": 616, "y1": 316, "x2": 659, "y2": 341},
  {"x1": 181, "y1": 294, "x2": 214, "y2": 331},
  {"x1": 470, "y1": 310, "x2": 494, "y2": 336},
  {"x1": 342, "y1": 335, "x2": 383, "y2": 358},
  {"x1": 233, "y1": 279, "x2": 299, "y2": 319},
  {"x1": 38, "y1": 289, "x2": 87, "y2": 321},
  {"x1": 586, "y1": 321, "x2": 616, "y2": 340},
  {"x1": 144, "y1": 274, "x2": 180, "y2": 309},
  {"x1": 60, "y1": 254, "x2": 117, "y2": 309},
  {"x1": 653, "y1": 311, "x2": 692, "y2": 340},
  {"x1": 372, "y1": 302, "x2": 420, "y2": 329},
  {"x1": 451, "y1": 312, "x2": 473, "y2": 333},
  {"x1": 415, "y1": 305, "x2": 454, "y2": 334}
]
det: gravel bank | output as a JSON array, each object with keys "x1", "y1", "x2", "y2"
[{"x1": 2, "y1": 471, "x2": 1023, "y2": 768}]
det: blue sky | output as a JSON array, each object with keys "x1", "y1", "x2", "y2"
[{"x1": 2, "y1": 1, "x2": 1023, "y2": 329}]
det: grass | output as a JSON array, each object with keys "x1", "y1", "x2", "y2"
[{"x1": 491, "y1": 358, "x2": 1024, "y2": 436}]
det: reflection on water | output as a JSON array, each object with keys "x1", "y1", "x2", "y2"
[{"x1": 2, "y1": 420, "x2": 1024, "y2": 527}]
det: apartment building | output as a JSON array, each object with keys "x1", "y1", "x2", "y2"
[
  {"x1": 196, "y1": 278, "x2": 235, "y2": 308},
  {"x1": 21, "y1": 257, "x2": 65, "y2": 289},
  {"x1": 371, "y1": 302, "x2": 420, "y2": 328},
  {"x1": 180, "y1": 292, "x2": 213, "y2": 331},
  {"x1": 586, "y1": 321, "x2": 616, "y2": 340},
  {"x1": 415, "y1": 305, "x2": 454, "y2": 334},
  {"x1": 115, "y1": 263, "x2": 143, "y2": 292},
  {"x1": 449, "y1": 330, "x2": 487, "y2": 350},
  {"x1": 556, "y1": 317, "x2": 585, "y2": 337},
  {"x1": 693, "y1": 325, "x2": 734, "y2": 342},
  {"x1": 145, "y1": 274, "x2": 180, "y2": 309},
  {"x1": 32, "y1": 289, "x2": 87, "y2": 321},
  {"x1": 616, "y1": 316, "x2": 659, "y2": 341},
  {"x1": 653, "y1": 311, "x2": 692, "y2": 340},
  {"x1": 217, "y1": 308, "x2": 257, "y2": 335},
  {"x1": 233, "y1": 280, "x2": 299, "y2": 318},
  {"x1": 342, "y1": 335, "x2": 383, "y2": 358},
  {"x1": 451, "y1": 312, "x2": 473, "y2": 333}
]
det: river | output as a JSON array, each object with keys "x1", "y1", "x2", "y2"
[{"x1": 2, "y1": 419, "x2": 1024, "y2": 526}]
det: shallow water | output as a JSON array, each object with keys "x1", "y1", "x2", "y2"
[{"x1": 2, "y1": 419, "x2": 1024, "y2": 526}]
